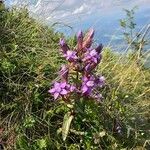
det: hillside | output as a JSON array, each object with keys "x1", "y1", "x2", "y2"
[{"x1": 0, "y1": 6, "x2": 150, "y2": 150}]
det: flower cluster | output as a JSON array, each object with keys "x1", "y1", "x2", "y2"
[{"x1": 49, "y1": 29, "x2": 105, "y2": 101}]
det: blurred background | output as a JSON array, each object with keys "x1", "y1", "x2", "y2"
[{"x1": 5, "y1": 0, "x2": 150, "y2": 50}]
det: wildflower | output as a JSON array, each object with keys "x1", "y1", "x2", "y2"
[
  {"x1": 59, "y1": 38, "x2": 69, "y2": 53},
  {"x1": 63, "y1": 50, "x2": 78, "y2": 62},
  {"x1": 84, "y1": 63, "x2": 91, "y2": 73},
  {"x1": 48, "y1": 82, "x2": 69, "y2": 99},
  {"x1": 95, "y1": 76, "x2": 105, "y2": 87},
  {"x1": 83, "y1": 49, "x2": 101, "y2": 64},
  {"x1": 49, "y1": 29, "x2": 105, "y2": 102},
  {"x1": 84, "y1": 62, "x2": 99, "y2": 74},
  {"x1": 81, "y1": 76, "x2": 95, "y2": 95}
]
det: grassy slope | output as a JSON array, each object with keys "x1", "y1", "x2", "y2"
[{"x1": 0, "y1": 7, "x2": 150, "y2": 150}]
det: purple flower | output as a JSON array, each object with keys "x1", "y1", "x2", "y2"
[
  {"x1": 95, "y1": 76, "x2": 105, "y2": 87},
  {"x1": 48, "y1": 82, "x2": 69, "y2": 99},
  {"x1": 81, "y1": 76, "x2": 95, "y2": 95},
  {"x1": 59, "y1": 65, "x2": 69, "y2": 81},
  {"x1": 84, "y1": 62, "x2": 99, "y2": 73},
  {"x1": 49, "y1": 29, "x2": 105, "y2": 103},
  {"x1": 84, "y1": 63, "x2": 96, "y2": 74},
  {"x1": 49, "y1": 81, "x2": 76, "y2": 100},
  {"x1": 84, "y1": 63, "x2": 91, "y2": 73},
  {"x1": 83, "y1": 49, "x2": 101, "y2": 64},
  {"x1": 81, "y1": 75, "x2": 105, "y2": 96},
  {"x1": 60, "y1": 38, "x2": 65, "y2": 46},
  {"x1": 63, "y1": 50, "x2": 78, "y2": 62},
  {"x1": 59, "y1": 38, "x2": 69, "y2": 53}
]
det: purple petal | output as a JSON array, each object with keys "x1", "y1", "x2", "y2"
[
  {"x1": 67, "y1": 50, "x2": 73, "y2": 56},
  {"x1": 60, "y1": 82, "x2": 67, "y2": 88},
  {"x1": 95, "y1": 76, "x2": 105, "y2": 87},
  {"x1": 86, "y1": 81, "x2": 94, "y2": 87},
  {"x1": 81, "y1": 85, "x2": 88, "y2": 93},
  {"x1": 85, "y1": 64, "x2": 91, "y2": 72},
  {"x1": 98, "y1": 76, "x2": 105, "y2": 86},
  {"x1": 93, "y1": 57, "x2": 98, "y2": 63},
  {"x1": 59, "y1": 38, "x2": 69, "y2": 53},
  {"x1": 64, "y1": 51, "x2": 77, "y2": 61},
  {"x1": 54, "y1": 92, "x2": 59, "y2": 99},
  {"x1": 60, "y1": 89, "x2": 68, "y2": 95},
  {"x1": 70, "y1": 85, "x2": 76, "y2": 92},
  {"x1": 99, "y1": 76, "x2": 105, "y2": 82},
  {"x1": 56, "y1": 87, "x2": 61, "y2": 93},
  {"x1": 59, "y1": 38, "x2": 65, "y2": 46},
  {"x1": 48, "y1": 88, "x2": 55, "y2": 94},
  {"x1": 86, "y1": 88, "x2": 92, "y2": 95},
  {"x1": 82, "y1": 76, "x2": 88, "y2": 82},
  {"x1": 85, "y1": 55, "x2": 91, "y2": 60},
  {"x1": 54, "y1": 82, "x2": 60, "y2": 88},
  {"x1": 90, "y1": 49, "x2": 97, "y2": 56}
]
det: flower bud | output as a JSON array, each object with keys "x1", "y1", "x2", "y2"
[
  {"x1": 77, "y1": 30, "x2": 83, "y2": 51},
  {"x1": 83, "y1": 29, "x2": 95, "y2": 48},
  {"x1": 59, "y1": 38, "x2": 69, "y2": 53},
  {"x1": 95, "y1": 44, "x2": 103, "y2": 54}
]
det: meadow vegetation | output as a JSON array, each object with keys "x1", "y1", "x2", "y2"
[{"x1": 0, "y1": 6, "x2": 150, "y2": 150}]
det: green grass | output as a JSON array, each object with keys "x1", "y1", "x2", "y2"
[{"x1": 0, "y1": 7, "x2": 150, "y2": 150}]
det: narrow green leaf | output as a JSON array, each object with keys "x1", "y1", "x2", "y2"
[{"x1": 62, "y1": 112, "x2": 74, "y2": 141}]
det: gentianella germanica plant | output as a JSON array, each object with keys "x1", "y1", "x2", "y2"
[{"x1": 48, "y1": 29, "x2": 105, "y2": 141}]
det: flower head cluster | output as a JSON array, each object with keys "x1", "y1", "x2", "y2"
[
  {"x1": 48, "y1": 81, "x2": 75, "y2": 99},
  {"x1": 49, "y1": 29, "x2": 105, "y2": 101}
]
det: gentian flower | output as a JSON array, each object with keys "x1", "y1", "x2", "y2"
[
  {"x1": 83, "y1": 49, "x2": 101, "y2": 64},
  {"x1": 59, "y1": 38, "x2": 69, "y2": 53},
  {"x1": 63, "y1": 50, "x2": 78, "y2": 62},
  {"x1": 95, "y1": 76, "x2": 105, "y2": 87},
  {"x1": 48, "y1": 82, "x2": 69, "y2": 99},
  {"x1": 49, "y1": 81, "x2": 76, "y2": 100},
  {"x1": 84, "y1": 62, "x2": 98, "y2": 73},
  {"x1": 49, "y1": 29, "x2": 105, "y2": 102},
  {"x1": 84, "y1": 63, "x2": 91, "y2": 73},
  {"x1": 81, "y1": 76, "x2": 95, "y2": 95}
]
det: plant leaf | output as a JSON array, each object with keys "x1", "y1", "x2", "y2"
[
  {"x1": 36, "y1": 139, "x2": 47, "y2": 149},
  {"x1": 62, "y1": 112, "x2": 74, "y2": 141}
]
